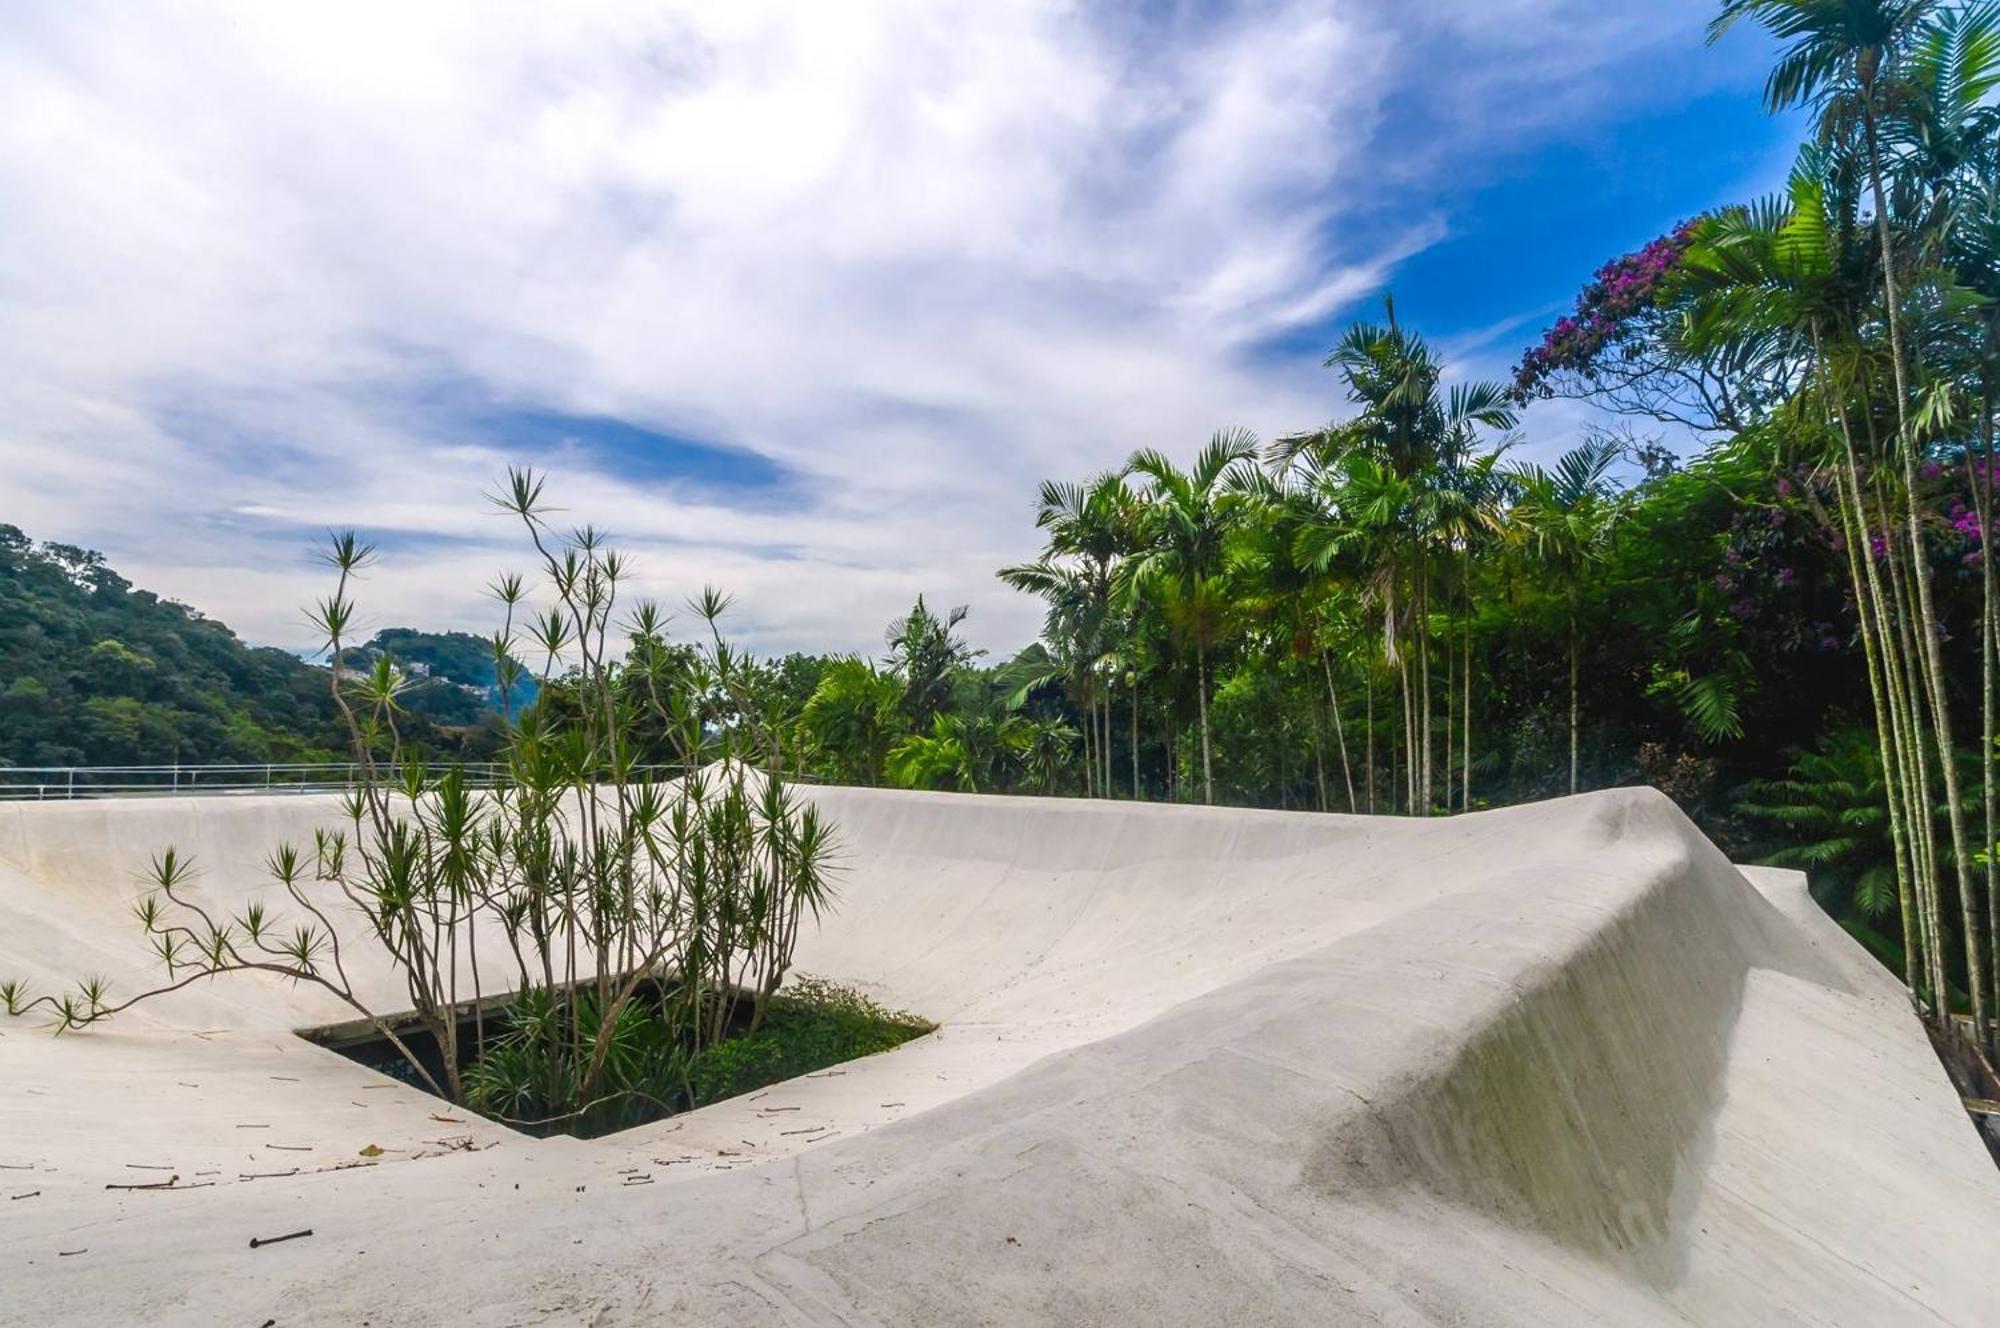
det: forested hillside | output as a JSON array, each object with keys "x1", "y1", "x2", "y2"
[
  {"x1": 339, "y1": 628, "x2": 537, "y2": 724},
  {"x1": 0, "y1": 527, "x2": 493, "y2": 767}
]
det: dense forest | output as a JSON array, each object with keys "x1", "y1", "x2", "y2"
[
  {"x1": 337, "y1": 627, "x2": 537, "y2": 725},
  {"x1": 783, "y1": 0, "x2": 2000, "y2": 1052},
  {"x1": 0, "y1": 527, "x2": 503, "y2": 768},
  {"x1": 0, "y1": 525, "x2": 347, "y2": 767}
]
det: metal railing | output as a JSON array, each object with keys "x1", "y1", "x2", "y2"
[
  {"x1": 0, "y1": 761, "x2": 817, "y2": 801},
  {"x1": 0, "y1": 763, "x2": 513, "y2": 801}
]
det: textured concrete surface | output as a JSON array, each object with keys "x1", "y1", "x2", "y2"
[{"x1": 0, "y1": 785, "x2": 1995, "y2": 1325}]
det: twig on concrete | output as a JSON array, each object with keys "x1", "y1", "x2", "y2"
[
  {"x1": 248, "y1": 1229, "x2": 313, "y2": 1249},
  {"x1": 9, "y1": 1191, "x2": 39, "y2": 1201},
  {"x1": 106, "y1": 1175, "x2": 179, "y2": 1191}
]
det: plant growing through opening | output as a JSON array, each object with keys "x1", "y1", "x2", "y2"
[{"x1": 1, "y1": 470, "x2": 843, "y2": 1135}]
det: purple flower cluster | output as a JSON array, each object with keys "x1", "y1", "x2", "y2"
[
  {"x1": 1949, "y1": 502, "x2": 1984, "y2": 541},
  {"x1": 1513, "y1": 220, "x2": 1699, "y2": 398}
]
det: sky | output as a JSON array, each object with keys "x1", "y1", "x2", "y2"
[{"x1": 0, "y1": 1, "x2": 1799, "y2": 659}]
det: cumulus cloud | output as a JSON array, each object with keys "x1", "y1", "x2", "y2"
[{"x1": 0, "y1": 0, "x2": 1745, "y2": 655}]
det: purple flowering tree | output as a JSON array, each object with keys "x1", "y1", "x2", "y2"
[{"x1": 1513, "y1": 219, "x2": 1795, "y2": 436}]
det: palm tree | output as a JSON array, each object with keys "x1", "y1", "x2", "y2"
[
  {"x1": 1674, "y1": 148, "x2": 1948, "y2": 1003},
  {"x1": 1225, "y1": 466, "x2": 1359, "y2": 811},
  {"x1": 1506, "y1": 438, "x2": 1626, "y2": 795},
  {"x1": 1122, "y1": 429, "x2": 1261, "y2": 804},
  {"x1": 998, "y1": 472, "x2": 1137, "y2": 798},
  {"x1": 884, "y1": 596, "x2": 983, "y2": 731},
  {"x1": 887, "y1": 711, "x2": 1027, "y2": 793},
  {"x1": 800, "y1": 656, "x2": 904, "y2": 786},
  {"x1": 888, "y1": 714, "x2": 978, "y2": 791},
  {"x1": 1714, "y1": 0, "x2": 1995, "y2": 1045},
  {"x1": 1019, "y1": 714, "x2": 1081, "y2": 794},
  {"x1": 1905, "y1": 0, "x2": 2000, "y2": 1039},
  {"x1": 1283, "y1": 301, "x2": 1516, "y2": 813}
]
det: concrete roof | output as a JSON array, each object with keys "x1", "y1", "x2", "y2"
[{"x1": 0, "y1": 785, "x2": 1995, "y2": 1325}]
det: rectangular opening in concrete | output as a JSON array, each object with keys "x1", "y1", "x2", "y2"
[{"x1": 297, "y1": 976, "x2": 933, "y2": 1139}]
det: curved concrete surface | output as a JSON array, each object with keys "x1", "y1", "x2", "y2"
[{"x1": 0, "y1": 786, "x2": 1995, "y2": 1325}]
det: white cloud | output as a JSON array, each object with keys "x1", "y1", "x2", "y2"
[{"x1": 0, "y1": 0, "x2": 1744, "y2": 657}]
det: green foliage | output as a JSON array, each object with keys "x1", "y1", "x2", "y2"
[
  {"x1": 0, "y1": 525, "x2": 509, "y2": 767},
  {"x1": 0, "y1": 525, "x2": 346, "y2": 766},
  {"x1": 339, "y1": 628, "x2": 538, "y2": 723},
  {"x1": 1739, "y1": 730, "x2": 1902, "y2": 918},
  {"x1": 883, "y1": 596, "x2": 983, "y2": 730},
  {"x1": 5, "y1": 475, "x2": 840, "y2": 1141},
  {"x1": 801, "y1": 656, "x2": 904, "y2": 785},
  {"x1": 685, "y1": 977, "x2": 934, "y2": 1107},
  {"x1": 465, "y1": 985, "x2": 691, "y2": 1136}
]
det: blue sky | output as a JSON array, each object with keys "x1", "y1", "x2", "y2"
[{"x1": 0, "y1": 1, "x2": 1801, "y2": 656}]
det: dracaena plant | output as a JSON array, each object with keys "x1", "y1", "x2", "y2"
[{"x1": 3, "y1": 469, "x2": 836, "y2": 1135}]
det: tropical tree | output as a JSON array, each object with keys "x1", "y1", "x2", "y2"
[
  {"x1": 1714, "y1": 0, "x2": 1995, "y2": 1046},
  {"x1": 1121, "y1": 430, "x2": 1261, "y2": 803},
  {"x1": 1506, "y1": 438, "x2": 1627, "y2": 795},
  {"x1": 800, "y1": 656, "x2": 904, "y2": 785},
  {"x1": 997, "y1": 473, "x2": 1137, "y2": 797},
  {"x1": 1284, "y1": 304, "x2": 1516, "y2": 812},
  {"x1": 884, "y1": 596, "x2": 983, "y2": 731}
]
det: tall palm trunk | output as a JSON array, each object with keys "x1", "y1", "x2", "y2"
[
  {"x1": 1418, "y1": 563, "x2": 1433, "y2": 814},
  {"x1": 1321, "y1": 651, "x2": 1357, "y2": 812},
  {"x1": 1080, "y1": 682, "x2": 1095, "y2": 798},
  {"x1": 1867, "y1": 98, "x2": 1989, "y2": 1037},
  {"x1": 1311, "y1": 688, "x2": 1328, "y2": 813},
  {"x1": 1878, "y1": 463, "x2": 1952, "y2": 1012},
  {"x1": 1365, "y1": 667, "x2": 1377, "y2": 814},
  {"x1": 1890, "y1": 389, "x2": 1989, "y2": 1037},
  {"x1": 1398, "y1": 651, "x2": 1415, "y2": 813},
  {"x1": 1103, "y1": 689, "x2": 1113, "y2": 797},
  {"x1": 1889, "y1": 533, "x2": 1953, "y2": 1011},
  {"x1": 1100, "y1": 688, "x2": 1113, "y2": 798},
  {"x1": 1972, "y1": 420, "x2": 1997, "y2": 1050},
  {"x1": 1821, "y1": 323, "x2": 1921, "y2": 994},
  {"x1": 1196, "y1": 638, "x2": 1214, "y2": 804},
  {"x1": 1130, "y1": 674, "x2": 1141, "y2": 801},
  {"x1": 1568, "y1": 590, "x2": 1580, "y2": 796},
  {"x1": 1462, "y1": 591, "x2": 1473, "y2": 813},
  {"x1": 1443, "y1": 588, "x2": 1454, "y2": 816},
  {"x1": 1984, "y1": 362, "x2": 2000, "y2": 1043}
]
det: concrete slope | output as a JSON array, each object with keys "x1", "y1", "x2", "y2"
[{"x1": 0, "y1": 786, "x2": 1994, "y2": 1325}]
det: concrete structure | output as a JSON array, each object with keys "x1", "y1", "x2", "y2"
[{"x1": 1, "y1": 786, "x2": 1995, "y2": 1325}]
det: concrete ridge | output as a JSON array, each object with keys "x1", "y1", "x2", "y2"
[{"x1": 0, "y1": 785, "x2": 1994, "y2": 1324}]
